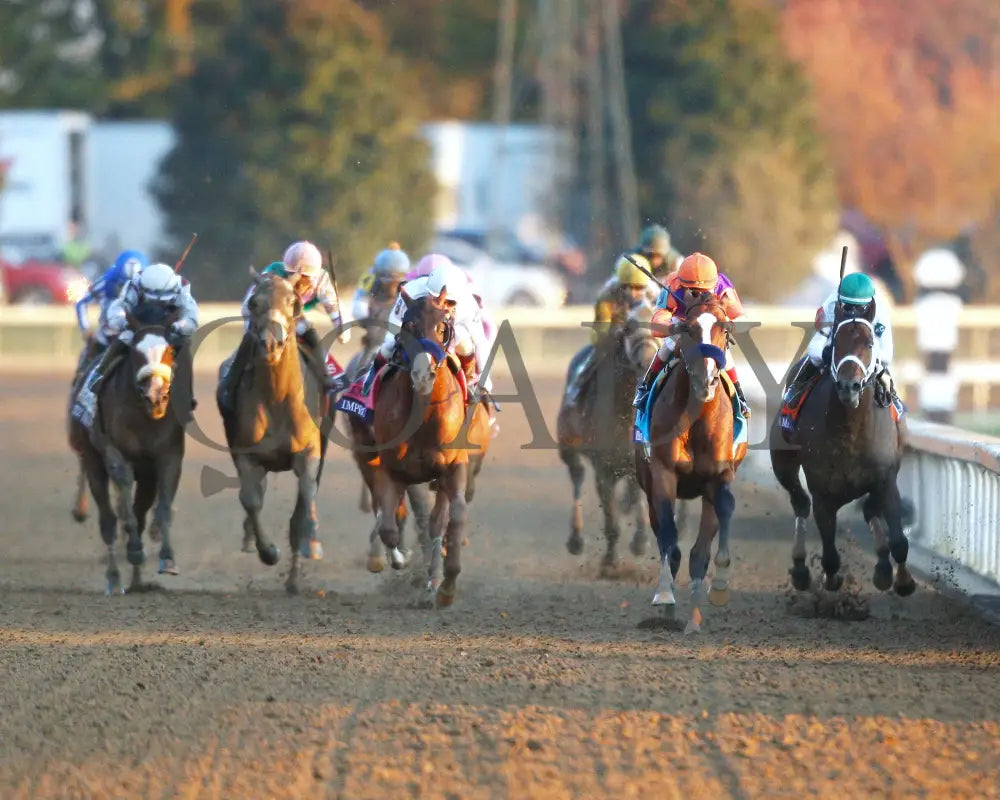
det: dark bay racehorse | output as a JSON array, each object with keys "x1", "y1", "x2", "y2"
[
  {"x1": 636, "y1": 295, "x2": 747, "y2": 633},
  {"x1": 68, "y1": 306, "x2": 192, "y2": 594},
  {"x1": 217, "y1": 270, "x2": 328, "y2": 595},
  {"x1": 557, "y1": 312, "x2": 659, "y2": 570},
  {"x1": 371, "y1": 291, "x2": 487, "y2": 606},
  {"x1": 770, "y1": 304, "x2": 914, "y2": 596}
]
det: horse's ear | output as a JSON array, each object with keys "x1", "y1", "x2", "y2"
[
  {"x1": 721, "y1": 319, "x2": 735, "y2": 335},
  {"x1": 436, "y1": 288, "x2": 448, "y2": 305},
  {"x1": 863, "y1": 300, "x2": 877, "y2": 321},
  {"x1": 249, "y1": 265, "x2": 262, "y2": 284},
  {"x1": 400, "y1": 290, "x2": 412, "y2": 309}
]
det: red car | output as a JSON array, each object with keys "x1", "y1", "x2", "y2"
[{"x1": 0, "y1": 254, "x2": 90, "y2": 305}]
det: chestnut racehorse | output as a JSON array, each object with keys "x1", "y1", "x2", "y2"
[
  {"x1": 636, "y1": 295, "x2": 747, "y2": 632},
  {"x1": 370, "y1": 291, "x2": 489, "y2": 606}
]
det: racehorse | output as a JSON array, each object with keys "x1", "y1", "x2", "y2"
[
  {"x1": 770, "y1": 300, "x2": 914, "y2": 597},
  {"x1": 216, "y1": 269, "x2": 329, "y2": 595},
  {"x1": 68, "y1": 305, "x2": 192, "y2": 594},
  {"x1": 635, "y1": 294, "x2": 747, "y2": 633},
  {"x1": 557, "y1": 311, "x2": 659, "y2": 570},
  {"x1": 370, "y1": 291, "x2": 487, "y2": 606}
]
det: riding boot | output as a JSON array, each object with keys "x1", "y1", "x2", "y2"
[
  {"x1": 362, "y1": 353, "x2": 387, "y2": 397},
  {"x1": 299, "y1": 326, "x2": 339, "y2": 392},
  {"x1": 89, "y1": 336, "x2": 129, "y2": 394},
  {"x1": 780, "y1": 358, "x2": 820, "y2": 437},
  {"x1": 633, "y1": 353, "x2": 666, "y2": 409},
  {"x1": 72, "y1": 337, "x2": 101, "y2": 392},
  {"x1": 732, "y1": 378, "x2": 751, "y2": 420}
]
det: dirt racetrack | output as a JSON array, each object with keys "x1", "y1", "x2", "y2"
[{"x1": 1, "y1": 369, "x2": 999, "y2": 799}]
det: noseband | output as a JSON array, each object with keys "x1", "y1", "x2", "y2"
[{"x1": 831, "y1": 317, "x2": 876, "y2": 385}]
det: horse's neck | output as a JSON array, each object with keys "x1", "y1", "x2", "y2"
[
  {"x1": 821, "y1": 377, "x2": 874, "y2": 432},
  {"x1": 252, "y1": 342, "x2": 305, "y2": 404}
]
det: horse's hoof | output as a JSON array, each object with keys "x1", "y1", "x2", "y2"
[
  {"x1": 566, "y1": 534, "x2": 584, "y2": 556},
  {"x1": 789, "y1": 563, "x2": 811, "y2": 592},
  {"x1": 286, "y1": 581, "x2": 299, "y2": 596},
  {"x1": 71, "y1": 509, "x2": 87, "y2": 524},
  {"x1": 652, "y1": 589, "x2": 676, "y2": 607},
  {"x1": 366, "y1": 553, "x2": 387, "y2": 573},
  {"x1": 126, "y1": 547, "x2": 146, "y2": 566},
  {"x1": 241, "y1": 539, "x2": 256, "y2": 554},
  {"x1": 628, "y1": 535, "x2": 647, "y2": 558},
  {"x1": 158, "y1": 558, "x2": 179, "y2": 576},
  {"x1": 427, "y1": 576, "x2": 443, "y2": 592},
  {"x1": 873, "y1": 562, "x2": 893, "y2": 592},
  {"x1": 436, "y1": 581, "x2": 456, "y2": 608},
  {"x1": 303, "y1": 539, "x2": 324, "y2": 561},
  {"x1": 105, "y1": 579, "x2": 123, "y2": 596},
  {"x1": 708, "y1": 587, "x2": 730, "y2": 607},
  {"x1": 824, "y1": 573, "x2": 844, "y2": 592},
  {"x1": 389, "y1": 547, "x2": 408, "y2": 570},
  {"x1": 894, "y1": 570, "x2": 916, "y2": 597},
  {"x1": 258, "y1": 544, "x2": 280, "y2": 566}
]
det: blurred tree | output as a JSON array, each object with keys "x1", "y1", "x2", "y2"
[
  {"x1": 153, "y1": 0, "x2": 435, "y2": 299},
  {"x1": 358, "y1": 0, "x2": 528, "y2": 119},
  {"x1": 0, "y1": 0, "x2": 104, "y2": 108},
  {"x1": 782, "y1": 0, "x2": 1000, "y2": 283},
  {"x1": 622, "y1": 0, "x2": 838, "y2": 295}
]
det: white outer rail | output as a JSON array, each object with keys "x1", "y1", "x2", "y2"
[{"x1": 898, "y1": 420, "x2": 1000, "y2": 586}]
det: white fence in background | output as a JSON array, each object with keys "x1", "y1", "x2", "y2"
[{"x1": 899, "y1": 420, "x2": 1000, "y2": 587}]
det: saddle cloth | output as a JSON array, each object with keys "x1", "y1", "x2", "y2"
[{"x1": 633, "y1": 362, "x2": 747, "y2": 460}]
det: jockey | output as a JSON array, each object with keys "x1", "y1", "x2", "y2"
[
  {"x1": 221, "y1": 241, "x2": 350, "y2": 405},
  {"x1": 782, "y1": 272, "x2": 897, "y2": 425},
  {"x1": 352, "y1": 242, "x2": 410, "y2": 346},
  {"x1": 565, "y1": 253, "x2": 652, "y2": 406},
  {"x1": 362, "y1": 255, "x2": 494, "y2": 401},
  {"x1": 633, "y1": 224, "x2": 684, "y2": 284},
  {"x1": 632, "y1": 252, "x2": 750, "y2": 418},
  {"x1": 72, "y1": 249, "x2": 148, "y2": 382},
  {"x1": 86, "y1": 261, "x2": 200, "y2": 391}
]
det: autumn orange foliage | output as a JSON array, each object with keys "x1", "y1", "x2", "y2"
[{"x1": 782, "y1": 0, "x2": 1000, "y2": 249}]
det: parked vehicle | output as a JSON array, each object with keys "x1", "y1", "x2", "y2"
[
  {"x1": 430, "y1": 233, "x2": 568, "y2": 308},
  {"x1": 0, "y1": 243, "x2": 90, "y2": 305}
]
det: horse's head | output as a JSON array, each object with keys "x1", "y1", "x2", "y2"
[
  {"x1": 831, "y1": 301, "x2": 877, "y2": 408},
  {"x1": 246, "y1": 267, "x2": 301, "y2": 365},
  {"x1": 673, "y1": 296, "x2": 734, "y2": 403},
  {"x1": 129, "y1": 328, "x2": 176, "y2": 420},
  {"x1": 622, "y1": 304, "x2": 660, "y2": 377},
  {"x1": 398, "y1": 291, "x2": 455, "y2": 398}
]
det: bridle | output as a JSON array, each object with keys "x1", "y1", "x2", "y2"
[{"x1": 831, "y1": 316, "x2": 876, "y2": 386}]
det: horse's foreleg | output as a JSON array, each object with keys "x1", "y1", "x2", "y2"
[
  {"x1": 879, "y1": 480, "x2": 915, "y2": 597},
  {"x1": 373, "y1": 469, "x2": 406, "y2": 568},
  {"x1": 437, "y1": 462, "x2": 469, "y2": 608},
  {"x1": 813, "y1": 496, "x2": 843, "y2": 591},
  {"x1": 863, "y1": 492, "x2": 893, "y2": 592},
  {"x1": 772, "y1": 446, "x2": 812, "y2": 591},
  {"x1": 150, "y1": 453, "x2": 181, "y2": 576},
  {"x1": 106, "y1": 446, "x2": 144, "y2": 575},
  {"x1": 426, "y1": 489, "x2": 449, "y2": 592},
  {"x1": 407, "y1": 483, "x2": 433, "y2": 551},
  {"x1": 686, "y1": 496, "x2": 719, "y2": 634},
  {"x1": 560, "y1": 444, "x2": 586, "y2": 555},
  {"x1": 709, "y1": 480, "x2": 736, "y2": 608},
  {"x1": 648, "y1": 466, "x2": 681, "y2": 610},
  {"x1": 85, "y1": 449, "x2": 121, "y2": 595},
  {"x1": 72, "y1": 456, "x2": 89, "y2": 523},
  {"x1": 287, "y1": 455, "x2": 321, "y2": 595},
  {"x1": 594, "y1": 464, "x2": 621, "y2": 572},
  {"x1": 235, "y1": 456, "x2": 278, "y2": 566}
]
